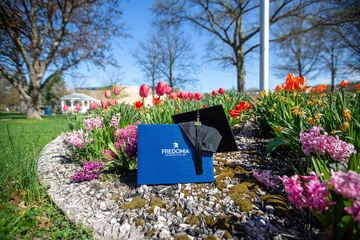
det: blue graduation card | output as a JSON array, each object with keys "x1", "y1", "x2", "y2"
[{"x1": 137, "y1": 124, "x2": 214, "y2": 185}]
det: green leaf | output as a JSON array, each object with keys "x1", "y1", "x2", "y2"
[
  {"x1": 266, "y1": 137, "x2": 288, "y2": 156},
  {"x1": 335, "y1": 215, "x2": 354, "y2": 240}
]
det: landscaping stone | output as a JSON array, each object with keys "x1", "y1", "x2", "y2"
[{"x1": 38, "y1": 121, "x2": 316, "y2": 239}]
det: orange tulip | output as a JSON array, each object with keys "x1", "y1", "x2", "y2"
[
  {"x1": 340, "y1": 80, "x2": 350, "y2": 88},
  {"x1": 316, "y1": 84, "x2": 328, "y2": 93},
  {"x1": 355, "y1": 84, "x2": 360, "y2": 90},
  {"x1": 309, "y1": 87, "x2": 316, "y2": 94},
  {"x1": 297, "y1": 75, "x2": 306, "y2": 90}
]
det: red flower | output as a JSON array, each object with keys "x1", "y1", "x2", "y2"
[
  {"x1": 218, "y1": 88, "x2": 226, "y2": 94},
  {"x1": 355, "y1": 84, "x2": 360, "y2": 90},
  {"x1": 113, "y1": 86, "x2": 121, "y2": 95},
  {"x1": 139, "y1": 84, "x2": 151, "y2": 98},
  {"x1": 211, "y1": 90, "x2": 217, "y2": 96},
  {"x1": 187, "y1": 92, "x2": 195, "y2": 100},
  {"x1": 178, "y1": 92, "x2": 186, "y2": 99},
  {"x1": 340, "y1": 80, "x2": 350, "y2": 88},
  {"x1": 229, "y1": 109, "x2": 241, "y2": 118},
  {"x1": 134, "y1": 101, "x2": 143, "y2": 109},
  {"x1": 104, "y1": 90, "x2": 111, "y2": 98},
  {"x1": 63, "y1": 105, "x2": 69, "y2": 111},
  {"x1": 156, "y1": 82, "x2": 168, "y2": 96},
  {"x1": 166, "y1": 87, "x2": 172, "y2": 95},
  {"x1": 202, "y1": 105, "x2": 207, "y2": 109},
  {"x1": 153, "y1": 97, "x2": 162, "y2": 106},
  {"x1": 195, "y1": 93, "x2": 202, "y2": 101},
  {"x1": 236, "y1": 101, "x2": 252, "y2": 112}
]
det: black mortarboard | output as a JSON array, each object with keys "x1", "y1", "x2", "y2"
[{"x1": 172, "y1": 105, "x2": 238, "y2": 175}]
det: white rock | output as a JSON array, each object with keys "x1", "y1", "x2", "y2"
[
  {"x1": 110, "y1": 218, "x2": 117, "y2": 224},
  {"x1": 120, "y1": 223, "x2": 131, "y2": 233}
]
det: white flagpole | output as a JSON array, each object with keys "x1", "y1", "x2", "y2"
[{"x1": 260, "y1": 0, "x2": 269, "y2": 92}]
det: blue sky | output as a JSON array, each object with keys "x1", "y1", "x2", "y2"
[{"x1": 67, "y1": 0, "x2": 332, "y2": 92}]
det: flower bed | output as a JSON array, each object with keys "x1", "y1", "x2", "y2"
[{"x1": 61, "y1": 78, "x2": 360, "y2": 239}]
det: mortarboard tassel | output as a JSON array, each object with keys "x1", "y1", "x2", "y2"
[{"x1": 195, "y1": 110, "x2": 203, "y2": 175}]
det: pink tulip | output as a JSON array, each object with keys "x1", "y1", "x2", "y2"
[
  {"x1": 63, "y1": 105, "x2": 69, "y2": 111},
  {"x1": 113, "y1": 87, "x2": 121, "y2": 95},
  {"x1": 75, "y1": 103, "x2": 81, "y2": 110},
  {"x1": 169, "y1": 92, "x2": 177, "y2": 99},
  {"x1": 166, "y1": 87, "x2": 172, "y2": 95},
  {"x1": 90, "y1": 102, "x2": 98, "y2": 109},
  {"x1": 73, "y1": 108, "x2": 78, "y2": 113},
  {"x1": 101, "y1": 99, "x2": 106, "y2": 109},
  {"x1": 195, "y1": 93, "x2": 202, "y2": 101},
  {"x1": 104, "y1": 90, "x2": 111, "y2": 98},
  {"x1": 218, "y1": 88, "x2": 225, "y2": 94},
  {"x1": 139, "y1": 84, "x2": 151, "y2": 98},
  {"x1": 156, "y1": 82, "x2": 168, "y2": 96},
  {"x1": 211, "y1": 90, "x2": 217, "y2": 96}
]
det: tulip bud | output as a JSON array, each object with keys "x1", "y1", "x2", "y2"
[
  {"x1": 218, "y1": 88, "x2": 225, "y2": 94},
  {"x1": 75, "y1": 103, "x2": 81, "y2": 110},
  {"x1": 139, "y1": 84, "x2": 151, "y2": 98},
  {"x1": 104, "y1": 90, "x2": 111, "y2": 98},
  {"x1": 211, "y1": 90, "x2": 217, "y2": 96},
  {"x1": 187, "y1": 92, "x2": 195, "y2": 100},
  {"x1": 166, "y1": 87, "x2": 172, "y2": 95},
  {"x1": 156, "y1": 82, "x2": 168, "y2": 96},
  {"x1": 63, "y1": 105, "x2": 69, "y2": 111},
  {"x1": 340, "y1": 80, "x2": 350, "y2": 88},
  {"x1": 73, "y1": 108, "x2": 78, "y2": 113},
  {"x1": 195, "y1": 93, "x2": 202, "y2": 101},
  {"x1": 113, "y1": 87, "x2": 121, "y2": 95}
]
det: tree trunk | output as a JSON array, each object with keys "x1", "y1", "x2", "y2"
[
  {"x1": 236, "y1": 59, "x2": 246, "y2": 92},
  {"x1": 19, "y1": 94, "x2": 27, "y2": 113},
  {"x1": 26, "y1": 79, "x2": 42, "y2": 119}
]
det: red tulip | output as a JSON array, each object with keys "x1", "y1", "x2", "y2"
[
  {"x1": 139, "y1": 84, "x2": 151, "y2": 98},
  {"x1": 187, "y1": 92, "x2": 195, "y2": 100},
  {"x1": 153, "y1": 97, "x2": 162, "y2": 106},
  {"x1": 195, "y1": 93, "x2": 202, "y2": 101},
  {"x1": 229, "y1": 109, "x2": 241, "y2": 118},
  {"x1": 178, "y1": 92, "x2": 186, "y2": 99},
  {"x1": 156, "y1": 82, "x2": 168, "y2": 96},
  {"x1": 134, "y1": 101, "x2": 143, "y2": 109},
  {"x1": 63, "y1": 105, "x2": 69, "y2": 111},
  {"x1": 75, "y1": 103, "x2": 81, "y2": 110},
  {"x1": 356, "y1": 84, "x2": 360, "y2": 90},
  {"x1": 202, "y1": 105, "x2": 207, "y2": 109},
  {"x1": 113, "y1": 87, "x2": 121, "y2": 95},
  {"x1": 211, "y1": 90, "x2": 217, "y2": 96},
  {"x1": 166, "y1": 87, "x2": 172, "y2": 95},
  {"x1": 340, "y1": 80, "x2": 350, "y2": 88},
  {"x1": 218, "y1": 88, "x2": 226, "y2": 94},
  {"x1": 104, "y1": 90, "x2": 111, "y2": 98}
]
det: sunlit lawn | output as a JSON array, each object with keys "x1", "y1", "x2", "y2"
[{"x1": 0, "y1": 113, "x2": 93, "y2": 239}]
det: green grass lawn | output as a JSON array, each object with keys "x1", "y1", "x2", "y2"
[{"x1": 0, "y1": 113, "x2": 93, "y2": 239}]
